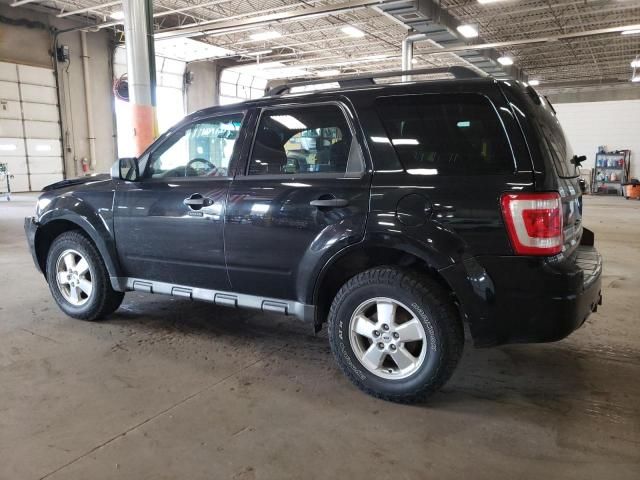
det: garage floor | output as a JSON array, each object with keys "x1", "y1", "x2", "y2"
[{"x1": 1, "y1": 195, "x2": 639, "y2": 480}]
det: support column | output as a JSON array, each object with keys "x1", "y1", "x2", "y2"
[{"x1": 123, "y1": 0, "x2": 157, "y2": 156}]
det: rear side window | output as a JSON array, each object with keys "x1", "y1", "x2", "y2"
[
  {"x1": 248, "y1": 104, "x2": 354, "y2": 175},
  {"x1": 533, "y1": 100, "x2": 578, "y2": 178},
  {"x1": 375, "y1": 94, "x2": 515, "y2": 175}
]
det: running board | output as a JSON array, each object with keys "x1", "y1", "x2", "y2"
[{"x1": 110, "y1": 277, "x2": 315, "y2": 322}]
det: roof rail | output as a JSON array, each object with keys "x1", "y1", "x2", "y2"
[{"x1": 266, "y1": 66, "x2": 485, "y2": 96}]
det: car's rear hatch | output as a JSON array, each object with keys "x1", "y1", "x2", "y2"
[{"x1": 510, "y1": 85, "x2": 584, "y2": 257}]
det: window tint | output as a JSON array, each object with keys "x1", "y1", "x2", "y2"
[
  {"x1": 249, "y1": 105, "x2": 352, "y2": 175},
  {"x1": 147, "y1": 114, "x2": 243, "y2": 178},
  {"x1": 376, "y1": 94, "x2": 514, "y2": 175}
]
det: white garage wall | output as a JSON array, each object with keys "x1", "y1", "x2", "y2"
[{"x1": 554, "y1": 100, "x2": 640, "y2": 179}]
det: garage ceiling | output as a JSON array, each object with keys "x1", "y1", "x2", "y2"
[{"x1": 10, "y1": 0, "x2": 640, "y2": 87}]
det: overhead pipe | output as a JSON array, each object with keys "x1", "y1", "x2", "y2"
[
  {"x1": 401, "y1": 33, "x2": 427, "y2": 81},
  {"x1": 80, "y1": 31, "x2": 96, "y2": 171}
]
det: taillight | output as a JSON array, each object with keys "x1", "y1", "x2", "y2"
[{"x1": 500, "y1": 192, "x2": 563, "y2": 256}]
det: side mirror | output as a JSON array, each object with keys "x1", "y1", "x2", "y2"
[
  {"x1": 570, "y1": 155, "x2": 587, "y2": 167},
  {"x1": 111, "y1": 157, "x2": 140, "y2": 181}
]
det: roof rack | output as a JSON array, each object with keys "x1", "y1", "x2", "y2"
[{"x1": 266, "y1": 66, "x2": 485, "y2": 96}]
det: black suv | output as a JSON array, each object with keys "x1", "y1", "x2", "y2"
[{"x1": 25, "y1": 68, "x2": 602, "y2": 403}]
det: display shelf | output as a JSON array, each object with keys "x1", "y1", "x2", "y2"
[{"x1": 591, "y1": 149, "x2": 631, "y2": 196}]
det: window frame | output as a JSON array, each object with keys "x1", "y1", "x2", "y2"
[
  {"x1": 373, "y1": 92, "x2": 518, "y2": 176},
  {"x1": 240, "y1": 100, "x2": 365, "y2": 180},
  {"x1": 140, "y1": 110, "x2": 247, "y2": 182}
]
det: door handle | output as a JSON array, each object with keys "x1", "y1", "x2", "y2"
[
  {"x1": 310, "y1": 198, "x2": 349, "y2": 208},
  {"x1": 184, "y1": 193, "x2": 214, "y2": 209}
]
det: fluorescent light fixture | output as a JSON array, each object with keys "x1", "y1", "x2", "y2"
[
  {"x1": 110, "y1": 10, "x2": 125, "y2": 20},
  {"x1": 341, "y1": 25, "x2": 365, "y2": 38},
  {"x1": 247, "y1": 49, "x2": 273, "y2": 56},
  {"x1": 407, "y1": 168, "x2": 438, "y2": 175},
  {"x1": 631, "y1": 59, "x2": 640, "y2": 68},
  {"x1": 632, "y1": 75, "x2": 640, "y2": 83},
  {"x1": 35, "y1": 144, "x2": 52, "y2": 152},
  {"x1": 0, "y1": 144, "x2": 17, "y2": 151},
  {"x1": 622, "y1": 29, "x2": 640, "y2": 35},
  {"x1": 370, "y1": 136, "x2": 390, "y2": 144},
  {"x1": 392, "y1": 138, "x2": 420, "y2": 146},
  {"x1": 154, "y1": 37, "x2": 234, "y2": 61},
  {"x1": 477, "y1": 0, "x2": 506, "y2": 4},
  {"x1": 457, "y1": 121, "x2": 471, "y2": 128},
  {"x1": 316, "y1": 69, "x2": 341, "y2": 77},
  {"x1": 272, "y1": 115, "x2": 307, "y2": 130},
  {"x1": 250, "y1": 30, "x2": 281, "y2": 41},
  {"x1": 497, "y1": 56, "x2": 514, "y2": 66},
  {"x1": 456, "y1": 24, "x2": 479, "y2": 38},
  {"x1": 528, "y1": 79, "x2": 540, "y2": 86}
]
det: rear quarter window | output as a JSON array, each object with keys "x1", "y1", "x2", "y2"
[{"x1": 375, "y1": 94, "x2": 515, "y2": 175}]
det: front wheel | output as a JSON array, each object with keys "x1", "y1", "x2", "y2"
[
  {"x1": 328, "y1": 267, "x2": 463, "y2": 403},
  {"x1": 46, "y1": 231, "x2": 124, "y2": 321}
]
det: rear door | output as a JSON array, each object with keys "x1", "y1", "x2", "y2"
[
  {"x1": 530, "y1": 99, "x2": 583, "y2": 254},
  {"x1": 114, "y1": 111, "x2": 246, "y2": 290},
  {"x1": 224, "y1": 101, "x2": 370, "y2": 301}
]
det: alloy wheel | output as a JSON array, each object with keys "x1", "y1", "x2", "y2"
[
  {"x1": 348, "y1": 297, "x2": 428, "y2": 380},
  {"x1": 55, "y1": 249, "x2": 93, "y2": 306}
]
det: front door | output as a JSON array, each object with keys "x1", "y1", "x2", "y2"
[
  {"x1": 114, "y1": 112, "x2": 245, "y2": 290},
  {"x1": 225, "y1": 102, "x2": 370, "y2": 301}
]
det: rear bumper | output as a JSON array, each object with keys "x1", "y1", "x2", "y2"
[
  {"x1": 24, "y1": 216, "x2": 41, "y2": 273},
  {"x1": 441, "y1": 230, "x2": 602, "y2": 347}
]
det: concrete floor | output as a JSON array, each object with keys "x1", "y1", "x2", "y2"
[{"x1": 1, "y1": 194, "x2": 639, "y2": 480}]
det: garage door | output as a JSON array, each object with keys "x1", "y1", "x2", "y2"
[{"x1": 0, "y1": 61, "x2": 64, "y2": 192}]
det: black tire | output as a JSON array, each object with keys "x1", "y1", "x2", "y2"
[
  {"x1": 327, "y1": 266, "x2": 463, "y2": 403},
  {"x1": 45, "y1": 230, "x2": 124, "y2": 321}
]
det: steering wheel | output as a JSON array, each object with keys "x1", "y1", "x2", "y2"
[{"x1": 186, "y1": 158, "x2": 216, "y2": 174}]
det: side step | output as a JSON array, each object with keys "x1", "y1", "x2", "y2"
[{"x1": 113, "y1": 277, "x2": 314, "y2": 322}]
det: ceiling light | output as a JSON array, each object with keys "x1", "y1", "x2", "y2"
[
  {"x1": 477, "y1": 0, "x2": 506, "y2": 4},
  {"x1": 250, "y1": 31, "x2": 281, "y2": 41},
  {"x1": 632, "y1": 75, "x2": 640, "y2": 83},
  {"x1": 154, "y1": 38, "x2": 234, "y2": 61},
  {"x1": 411, "y1": 58, "x2": 418, "y2": 65},
  {"x1": 341, "y1": 25, "x2": 365, "y2": 38},
  {"x1": 316, "y1": 69, "x2": 340, "y2": 77},
  {"x1": 621, "y1": 29, "x2": 640, "y2": 35},
  {"x1": 631, "y1": 59, "x2": 640, "y2": 68},
  {"x1": 247, "y1": 49, "x2": 273, "y2": 56},
  {"x1": 110, "y1": 10, "x2": 125, "y2": 20},
  {"x1": 497, "y1": 56, "x2": 514, "y2": 66},
  {"x1": 528, "y1": 79, "x2": 540, "y2": 86},
  {"x1": 456, "y1": 24, "x2": 479, "y2": 39}
]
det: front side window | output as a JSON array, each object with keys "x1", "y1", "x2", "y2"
[
  {"x1": 147, "y1": 113, "x2": 243, "y2": 178},
  {"x1": 248, "y1": 104, "x2": 353, "y2": 175},
  {"x1": 376, "y1": 94, "x2": 514, "y2": 175}
]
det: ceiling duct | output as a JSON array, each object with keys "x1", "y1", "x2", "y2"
[{"x1": 378, "y1": 0, "x2": 528, "y2": 81}]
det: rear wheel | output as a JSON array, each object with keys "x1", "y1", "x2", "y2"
[
  {"x1": 328, "y1": 266, "x2": 463, "y2": 403},
  {"x1": 46, "y1": 231, "x2": 124, "y2": 320}
]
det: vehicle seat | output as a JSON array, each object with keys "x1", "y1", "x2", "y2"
[{"x1": 253, "y1": 129, "x2": 287, "y2": 174}]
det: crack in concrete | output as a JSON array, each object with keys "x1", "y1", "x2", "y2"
[{"x1": 38, "y1": 344, "x2": 288, "y2": 480}]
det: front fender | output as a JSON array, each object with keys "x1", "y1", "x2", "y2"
[{"x1": 36, "y1": 191, "x2": 122, "y2": 281}]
